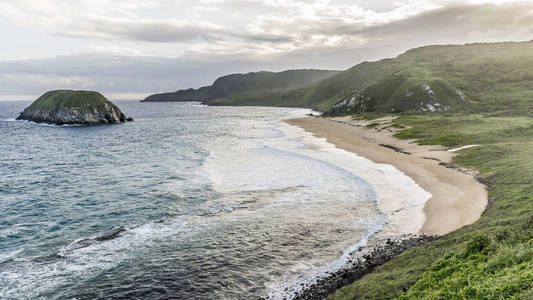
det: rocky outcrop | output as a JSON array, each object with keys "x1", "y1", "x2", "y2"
[{"x1": 17, "y1": 90, "x2": 132, "y2": 125}]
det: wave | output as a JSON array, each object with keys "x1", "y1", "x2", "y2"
[
  {"x1": 262, "y1": 120, "x2": 431, "y2": 299},
  {"x1": 4, "y1": 118, "x2": 82, "y2": 127},
  {"x1": 1, "y1": 104, "x2": 430, "y2": 299},
  {"x1": 266, "y1": 214, "x2": 389, "y2": 299},
  {"x1": 280, "y1": 122, "x2": 430, "y2": 233},
  {"x1": 0, "y1": 217, "x2": 188, "y2": 299}
]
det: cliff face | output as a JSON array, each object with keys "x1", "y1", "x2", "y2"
[{"x1": 17, "y1": 90, "x2": 132, "y2": 125}]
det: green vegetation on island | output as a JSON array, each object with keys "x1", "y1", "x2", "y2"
[
  {"x1": 17, "y1": 90, "x2": 132, "y2": 125},
  {"x1": 141, "y1": 69, "x2": 340, "y2": 103}
]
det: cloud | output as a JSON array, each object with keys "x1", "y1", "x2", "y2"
[
  {"x1": 355, "y1": 3, "x2": 533, "y2": 42},
  {"x1": 0, "y1": 54, "x2": 279, "y2": 95},
  {"x1": 58, "y1": 18, "x2": 225, "y2": 43},
  {"x1": 2, "y1": 0, "x2": 528, "y2": 54},
  {"x1": 1, "y1": 0, "x2": 533, "y2": 96}
]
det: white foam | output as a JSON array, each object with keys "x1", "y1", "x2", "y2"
[
  {"x1": 262, "y1": 121, "x2": 431, "y2": 299},
  {"x1": 198, "y1": 109, "x2": 430, "y2": 298},
  {"x1": 0, "y1": 218, "x2": 189, "y2": 299},
  {"x1": 0, "y1": 249, "x2": 22, "y2": 264},
  {"x1": 266, "y1": 215, "x2": 386, "y2": 299},
  {"x1": 281, "y1": 123, "x2": 430, "y2": 234},
  {"x1": 11, "y1": 120, "x2": 83, "y2": 127}
]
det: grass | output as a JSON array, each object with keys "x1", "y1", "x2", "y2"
[
  {"x1": 28, "y1": 90, "x2": 117, "y2": 114},
  {"x1": 394, "y1": 115, "x2": 533, "y2": 147},
  {"x1": 328, "y1": 114, "x2": 533, "y2": 299},
  {"x1": 349, "y1": 112, "x2": 391, "y2": 121},
  {"x1": 365, "y1": 122, "x2": 380, "y2": 128}
]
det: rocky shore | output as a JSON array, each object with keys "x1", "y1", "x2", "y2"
[{"x1": 288, "y1": 234, "x2": 439, "y2": 300}]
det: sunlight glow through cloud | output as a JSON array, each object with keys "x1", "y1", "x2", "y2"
[{"x1": 1, "y1": 0, "x2": 532, "y2": 97}]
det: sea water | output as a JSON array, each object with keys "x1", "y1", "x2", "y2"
[{"x1": 0, "y1": 101, "x2": 429, "y2": 299}]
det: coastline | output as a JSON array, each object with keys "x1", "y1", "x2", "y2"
[
  {"x1": 286, "y1": 116, "x2": 487, "y2": 235},
  {"x1": 289, "y1": 234, "x2": 439, "y2": 300},
  {"x1": 278, "y1": 115, "x2": 488, "y2": 299}
]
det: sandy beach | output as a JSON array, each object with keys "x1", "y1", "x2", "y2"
[{"x1": 286, "y1": 116, "x2": 487, "y2": 235}]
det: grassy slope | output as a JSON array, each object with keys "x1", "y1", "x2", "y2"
[
  {"x1": 328, "y1": 114, "x2": 533, "y2": 299},
  {"x1": 27, "y1": 90, "x2": 117, "y2": 114},
  {"x1": 216, "y1": 41, "x2": 533, "y2": 113},
  {"x1": 211, "y1": 59, "x2": 407, "y2": 111}
]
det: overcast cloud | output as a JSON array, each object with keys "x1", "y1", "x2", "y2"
[{"x1": 0, "y1": 0, "x2": 532, "y2": 99}]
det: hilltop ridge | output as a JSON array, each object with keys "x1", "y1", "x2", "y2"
[
  {"x1": 142, "y1": 69, "x2": 340, "y2": 103},
  {"x1": 198, "y1": 41, "x2": 533, "y2": 114}
]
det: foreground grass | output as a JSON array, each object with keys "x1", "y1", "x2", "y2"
[{"x1": 328, "y1": 114, "x2": 533, "y2": 299}]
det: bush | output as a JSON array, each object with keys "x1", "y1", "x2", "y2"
[{"x1": 464, "y1": 234, "x2": 492, "y2": 256}]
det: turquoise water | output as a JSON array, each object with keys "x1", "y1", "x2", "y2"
[{"x1": 0, "y1": 101, "x2": 387, "y2": 299}]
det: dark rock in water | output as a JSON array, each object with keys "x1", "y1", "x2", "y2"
[
  {"x1": 16, "y1": 90, "x2": 133, "y2": 125},
  {"x1": 95, "y1": 226, "x2": 126, "y2": 241}
]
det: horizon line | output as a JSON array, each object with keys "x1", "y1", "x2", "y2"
[{"x1": 0, "y1": 93, "x2": 152, "y2": 101}]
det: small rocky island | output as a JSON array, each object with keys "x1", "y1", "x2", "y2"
[{"x1": 17, "y1": 90, "x2": 133, "y2": 125}]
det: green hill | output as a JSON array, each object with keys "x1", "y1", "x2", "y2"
[
  {"x1": 319, "y1": 41, "x2": 533, "y2": 299},
  {"x1": 327, "y1": 114, "x2": 533, "y2": 299},
  {"x1": 141, "y1": 69, "x2": 340, "y2": 102},
  {"x1": 144, "y1": 86, "x2": 212, "y2": 102},
  {"x1": 211, "y1": 41, "x2": 533, "y2": 114}
]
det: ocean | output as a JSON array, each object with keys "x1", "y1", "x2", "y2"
[{"x1": 0, "y1": 101, "x2": 429, "y2": 299}]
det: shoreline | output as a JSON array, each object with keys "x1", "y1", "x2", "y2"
[
  {"x1": 289, "y1": 234, "x2": 439, "y2": 300},
  {"x1": 280, "y1": 115, "x2": 488, "y2": 299},
  {"x1": 286, "y1": 116, "x2": 487, "y2": 235}
]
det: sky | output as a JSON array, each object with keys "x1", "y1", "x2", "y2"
[{"x1": 1, "y1": 0, "x2": 533, "y2": 100}]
